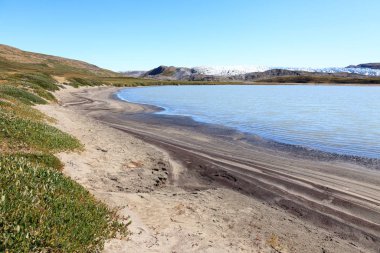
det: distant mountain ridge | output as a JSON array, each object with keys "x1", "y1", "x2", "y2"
[
  {"x1": 2, "y1": 43, "x2": 379, "y2": 82},
  {"x1": 346, "y1": 63, "x2": 380, "y2": 70},
  {"x1": 121, "y1": 63, "x2": 380, "y2": 81}
]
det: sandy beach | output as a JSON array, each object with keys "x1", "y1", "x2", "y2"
[{"x1": 36, "y1": 86, "x2": 380, "y2": 253}]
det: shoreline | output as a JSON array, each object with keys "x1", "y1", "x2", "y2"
[
  {"x1": 114, "y1": 87, "x2": 380, "y2": 169},
  {"x1": 37, "y1": 85, "x2": 380, "y2": 253}
]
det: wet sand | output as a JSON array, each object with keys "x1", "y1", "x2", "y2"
[{"x1": 37, "y1": 86, "x2": 380, "y2": 253}]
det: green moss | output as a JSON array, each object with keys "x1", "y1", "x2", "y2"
[{"x1": 0, "y1": 156, "x2": 128, "y2": 252}]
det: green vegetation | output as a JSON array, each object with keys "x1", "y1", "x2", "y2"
[
  {"x1": 0, "y1": 85, "x2": 47, "y2": 105},
  {"x1": 11, "y1": 153, "x2": 63, "y2": 170},
  {"x1": 0, "y1": 111, "x2": 81, "y2": 152},
  {"x1": 0, "y1": 72, "x2": 128, "y2": 252},
  {"x1": 0, "y1": 95, "x2": 48, "y2": 122},
  {"x1": 68, "y1": 77, "x2": 103, "y2": 87},
  {"x1": 97, "y1": 76, "x2": 240, "y2": 87},
  {"x1": 0, "y1": 52, "x2": 116, "y2": 77},
  {"x1": 0, "y1": 72, "x2": 58, "y2": 104},
  {"x1": 11, "y1": 72, "x2": 59, "y2": 91},
  {"x1": 0, "y1": 156, "x2": 127, "y2": 252}
]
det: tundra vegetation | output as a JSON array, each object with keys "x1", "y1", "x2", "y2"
[{"x1": 0, "y1": 70, "x2": 129, "y2": 252}]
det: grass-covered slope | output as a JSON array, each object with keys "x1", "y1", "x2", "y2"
[
  {"x1": 0, "y1": 44, "x2": 117, "y2": 77},
  {"x1": 0, "y1": 71, "x2": 128, "y2": 252},
  {"x1": 0, "y1": 156, "x2": 126, "y2": 252}
]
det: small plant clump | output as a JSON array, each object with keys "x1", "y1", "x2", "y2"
[{"x1": 267, "y1": 234, "x2": 287, "y2": 253}]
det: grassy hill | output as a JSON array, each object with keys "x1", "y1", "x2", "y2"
[
  {"x1": 0, "y1": 44, "x2": 226, "y2": 88},
  {"x1": 0, "y1": 44, "x2": 118, "y2": 77},
  {"x1": 0, "y1": 46, "x2": 129, "y2": 252}
]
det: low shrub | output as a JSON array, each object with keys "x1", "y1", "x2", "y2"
[
  {"x1": 68, "y1": 77, "x2": 103, "y2": 88},
  {"x1": 12, "y1": 72, "x2": 59, "y2": 91},
  {"x1": 0, "y1": 96, "x2": 47, "y2": 122},
  {"x1": 0, "y1": 85, "x2": 46, "y2": 105},
  {"x1": 0, "y1": 112, "x2": 82, "y2": 152}
]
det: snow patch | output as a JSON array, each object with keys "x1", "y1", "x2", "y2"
[{"x1": 193, "y1": 66, "x2": 380, "y2": 77}]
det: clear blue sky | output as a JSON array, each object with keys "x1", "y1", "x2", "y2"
[{"x1": 1, "y1": 0, "x2": 379, "y2": 71}]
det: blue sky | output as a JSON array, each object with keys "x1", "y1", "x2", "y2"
[{"x1": 0, "y1": 0, "x2": 379, "y2": 71}]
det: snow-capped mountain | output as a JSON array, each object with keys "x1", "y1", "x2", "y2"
[
  {"x1": 284, "y1": 67, "x2": 380, "y2": 76},
  {"x1": 193, "y1": 66, "x2": 380, "y2": 77},
  {"x1": 122, "y1": 63, "x2": 380, "y2": 83},
  {"x1": 193, "y1": 66, "x2": 271, "y2": 76}
]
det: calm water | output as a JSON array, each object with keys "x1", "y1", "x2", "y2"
[{"x1": 117, "y1": 85, "x2": 380, "y2": 159}]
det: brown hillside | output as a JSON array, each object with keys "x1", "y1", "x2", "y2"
[{"x1": 0, "y1": 44, "x2": 117, "y2": 76}]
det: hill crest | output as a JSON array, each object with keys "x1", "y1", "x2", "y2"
[{"x1": 0, "y1": 44, "x2": 117, "y2": 76}]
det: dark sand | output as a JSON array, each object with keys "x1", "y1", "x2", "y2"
[{"x1": 41, "y1": 86, "x2": 380, "y2": 252}]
